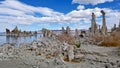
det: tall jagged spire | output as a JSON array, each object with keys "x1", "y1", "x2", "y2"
[
  {"x1": 75, "y1": 29, "x2": 79, "y2": 39},
  {"x1": 62, "y1": 27, "x2": 65, "y2": 34},
  {"x1": 101, "y1": 10, "x2": 107, "y2": 35},
  {"x1": 66, "y1": 26, "x2": 70, "y2": 34},
  {"x1": 6, "y1": 28, "x2": 10, "y2": 34},
  {"x1": 91, "y1": 12, "x2": 97, "y2": 35},
  {"x1": 118, "y1": 19, "x2": 120, "y2": 28},
  {"x1": 12, "y1": 26, "x2": 19, "y2": 34}
]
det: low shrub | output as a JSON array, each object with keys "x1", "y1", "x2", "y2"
[
  {"x1": 75, "y1": 42, "x2": 81, "y2": 48},
  {"x1": 90, "y1": 31, "x2": 120, "y2": 47},
  {"x1": 57, "y1": 33, "x2": 75, "y2": 45},
  {"x1": 100, "y1": 40, "x2": 120, "y2": 47}
]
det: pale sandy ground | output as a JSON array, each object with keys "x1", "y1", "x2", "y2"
[{"x1": 0, "y1": 60, "x2": 31, "y2": 68}]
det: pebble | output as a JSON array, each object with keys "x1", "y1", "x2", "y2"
[{"x1": 104, "y1": 63, "x2": 113, "y2": 68}]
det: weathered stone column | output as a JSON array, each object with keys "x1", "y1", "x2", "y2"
[
  {"x1": 111, "y1": 24, "x2": 116, "y2": 32},
  {"x1": 42, "y1": 28, "x2": 47, "y2": 37},
  {"x1": 98, "y1": 25, "x2": 101, "y2": 32},
  {"x1": 113, "y1": 24, "x2": 116, "y2": 29},
  {"x1": 66, "y1": 26, "x2": 70, "y2": 34},
  {"x1": 119, "y1": 20, "x2": 120, "y2": 28},
  {"x1": 62, "y1": 27, "x2": 65, "y2": 34},
  {"x1": 75, "y1": 29, "x2": 79, "y2": 39},
  {"x1": 101, "y1": 10, "x2": 107, "y2": 35},
  {"x1": 91, "y1": 13, "x2": 97, "y2": 35},
  {"x1": 6, "y1": 28, "x2": 10, "y2": 35}
]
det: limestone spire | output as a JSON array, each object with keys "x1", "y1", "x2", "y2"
[
  {"x1": 66, "y1": 26, "x2": 70, "y2": 34},
  {"x1": 75, "y1": 29, "x2": 79, "y2": 39},
  {"x1": 91, "y1": 12, "x2": 97, "y2": 35},
  {"x1": 12, "y1": 26, "x2": 19, "y2": 34},
  {"x1": 119, "y1": 19, "x2": 120, "y2": 28},
  {"x1": 62, "y1": 27, "x2": 65, "y2": 34},
  {"x1": 6, "y1": 28, "x2": 10, "y2": 34},
  {"x1": 111, "y1": 24, "x2": 116, "y2": 32},
  {"x1": 98, "y1": 25, "x2": 101, "y2": 32},
  {"x1": 113, "y1": 24, "x2": 116, "y2": 29},
  {"x1": 101, "y1": 10, "x2": 107, "y2": 35}
]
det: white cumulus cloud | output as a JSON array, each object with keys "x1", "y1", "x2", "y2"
[{"x1": 77, "y1": 5, "x2": 85, "y2": 10}]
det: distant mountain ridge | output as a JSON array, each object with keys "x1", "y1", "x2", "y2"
[{"x1": 0, "y1": 32, "x2": 6, "y2": 36}]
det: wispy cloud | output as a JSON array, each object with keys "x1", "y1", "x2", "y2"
[
  {"x1": 0, "y1": 0, "x2": 64, "y2": 24},
  {"x1": 1, "y1": 0, "x2": 63, "y2": 16},
  {"x1": 72, "y1": 0, "x2": 114, "y2": 5}
]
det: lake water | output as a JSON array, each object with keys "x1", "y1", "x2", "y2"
[{"x1": 0, "y1": 34, "x2": 42, "y2": 46}]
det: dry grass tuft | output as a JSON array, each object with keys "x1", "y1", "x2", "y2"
[
  {"x1": 100, "y1": 39, "x2": 120, "y2": 47},
  {"x1": 90, "y1": 31, "x2": 120, "y2": 47},
  {"x1": 51, "y1": 51, "x2": 58, "y2": 57},
  {"x1": 63, "y1": 57, "x2": 83, "y2": 63},
  {"x1": 57, "y1": 33, "x2": 75, "y2": 45},
  {"x1": 63, "y1": 57, "x2": 69, "y2": 62}
]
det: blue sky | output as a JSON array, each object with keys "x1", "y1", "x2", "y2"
[
  {"x1": 0, "y1": 0, "x2": 120, "y2": 32},
  {"x1": 19, "y1": 0, "x2": 120, "y2": 13}
]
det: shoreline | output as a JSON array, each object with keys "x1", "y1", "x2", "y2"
[{"x1": 0, "y1": 34, "x2": 41, "y2": 46}]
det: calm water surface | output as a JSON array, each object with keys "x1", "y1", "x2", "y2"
[{"x1": 0, "y1": 34, "x2": 42, "y2": 46}]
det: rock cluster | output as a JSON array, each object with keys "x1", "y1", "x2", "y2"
[
  {"x1": 42, "y1": 28, "x2": 56, "y2": 39},
  {"x1": 90, "y1": 10, "x2": 107, "y2": 36},
  {"x1": 61, "y1": 26, "x2": 71, "y2": 35},
  {"x1": 0, "y1": 37, "x2": 83, "y2": 63},
  {"x1": 111, "y1": 21, "x2": 120, "y2": 32},
  {"x1": 6, "y1": 26, "x2": 37, "y2": 37},
  {"x1": 0, "y1": 37, "x2": 120, "y2": 68}
]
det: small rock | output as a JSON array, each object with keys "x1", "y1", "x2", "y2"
[
  {"x1": 74, "y1": 54, "x2": 84, "y2": 59},
  {"x1": 110, "y1": 62, "x2": 115, "y2": 66},
  {"x1": 104, "y1": 63, "x2": 113, "y2": 68},
  {"x1": 32, "y1": 66, "x2": 39, "y2": 68},
  {"x1": 67, "y1": 45, "x2": 74, "y2": 62},
  {"x1": 54, "y1": 56, "x2": 65, "y2": 65},
  {"x1": 116, "y1": 60, "x2": 120, "y2": 68}
]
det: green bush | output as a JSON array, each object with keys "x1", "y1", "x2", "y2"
[{"x1": 75, "y1": 42, "x2": 81, "y2": 48}]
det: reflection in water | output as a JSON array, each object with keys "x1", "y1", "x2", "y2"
[
  {"x1": 6, "y1": 36, "x2": 19, "y2": 45},
  {"x1": 6, "y1": 35, "x2": 10, "y2": 44},
  {"x1": 34, "y1": 34, "x2": 37, "y2": 39},
  {"x1": 5, "y1": 34, "x2": 41, "y2": 46}
]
